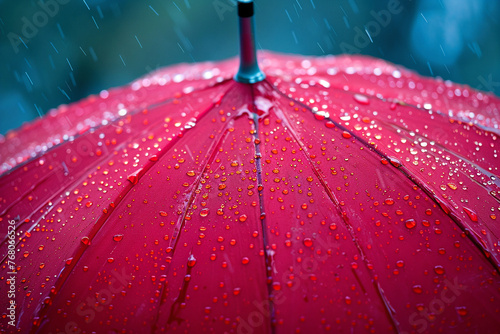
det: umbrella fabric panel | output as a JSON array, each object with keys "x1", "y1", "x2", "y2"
[
  {"x1": 33, "y1": 84, "x2": 271, "y2": 333},
  {"x1": 1, "y1": 52, "x2": 499, "y2": 334},
  {"x1": 260, "y1": 53, "x2": 500, "y2": 131},
  {"x1": 250, "y1": 101, "x2": 397, "y2": 332},
  {"x1": 152, "y1": 86, "x2": 271, "y2": 333},
  {"x1": 253, "y1": 81, "x2": 500, "y2": 333},
  {"x1": 0, "y1": 80, "x2": 232, "y2": 229},
  {"x1": 0, "y1": 81, "x2": 236, "y2": 332},
  {"x1": 0, "y1": 59, "x2": 237, "y2": 175},
  {"x1": 267, "y1": 70, "x2": 500, "y2": 267}
]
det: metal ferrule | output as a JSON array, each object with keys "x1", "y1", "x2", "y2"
[{"x1": 234, "y1": 0, "x2": 265, "y2": 84}]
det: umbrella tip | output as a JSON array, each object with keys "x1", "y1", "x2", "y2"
[{"x1": 234, "y1": 0, "x2": 265, "y2": 84}]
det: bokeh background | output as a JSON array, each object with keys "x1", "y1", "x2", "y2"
[{"x1": 1, "y1": 0, "x2": 499, "y2": 135}]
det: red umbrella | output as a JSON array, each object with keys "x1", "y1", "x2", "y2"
[{"x1": 2, "y1": 1, "x2": 500, "y2": 333}]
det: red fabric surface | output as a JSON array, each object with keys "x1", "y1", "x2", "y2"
[{"x1": 1, "y1": 52, "x2": 499, "y2": 333}]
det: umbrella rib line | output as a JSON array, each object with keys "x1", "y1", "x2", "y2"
[
  {"x1": 0, "y1": 167, "x2": 60, "y2": 218},
  {"x1": 250, "y1": 85, "x2": 277, "y2": 334},
  {"x1": 266, "y1": 88, "x2": 401, "y2": 333},
  {"x1": 267, "y1": 73, "x2": 500, "y2": 176},
  {"x1": 150, "y1": 83, "x2": 241, "y2": 332},
  {"x1": 266, "y1": 73, "x2": 500, "y2": 136},
  {"x1": 384, "y1": 121, "x2": 500, "y2": 234},
  {"x1": 153, "y1": 125, "x2": 232, "y2": 331},
  {"x1": 1, "y1": 98, "x2": 206, "y2": 262},
  {"x1": 142, "y1": 77, "x2": 234, "y2": 113},
  {"x1": 0, "y1": 78, "x2": 233, "y2": 179},
  {"x1": 268, "y1": 80, "x2": 500, "y2": 273},
  {"x1": 0, "y1": 132, "x2": 147, "y2": 262},
  {"x1": 1, "y1": 79, "x2": 234, "y2": 252},
  {"x1": 31, "y1": 83, "x2": 239, "y2": 333},
  {"x1": 385, "y1": 121, "x2": 500, "y2": 183}
]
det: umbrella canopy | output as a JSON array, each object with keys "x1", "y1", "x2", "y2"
[{"x1": 2, "y1": 1, "x2": 500, "y2": 333}]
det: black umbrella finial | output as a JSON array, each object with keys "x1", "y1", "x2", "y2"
[{"x1": 234, "y1": 0, "x2": 265, "y2": 84}]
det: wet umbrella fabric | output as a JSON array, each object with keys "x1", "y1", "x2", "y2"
[{"x1": 1, "y1": 52, "x2": 500, "y2": 333}]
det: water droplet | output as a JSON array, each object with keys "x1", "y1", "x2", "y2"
[
  {"x1": 384, "y1": 198, "x2": 394, "y2": 205},
  {"x1": 239, "y1": 214, "x2": 247, "y2": 222},
  {"x1": 113, "y1": 234, "x2": 124, "y2": 242},
  {"x1": 463, "y1": 207, "x2": 478, "y2": 222},
  {"x1": 81, "y1": 237, "x2": 90, "y2": 245},
  {"x1": 200, "y1": 208, "x2": 210, "y2": 217},
  {"x1": 405, "y1": 219, "x2": 416, "y2": 229},
  {"x1": 314, "y1": 113, "x2": 325, "y2": 121},
  {"x1": 186, "y1": 170, "x2": 195, "y2": 177},
  {"x1": 456, "y1": 306, "x2": 468, "y2": 316},
  {"x1": 187, "y1": 254, "x2": 197, "y2": 267},
  {"x1": 303, "y1": 238, "x2": 313, "y2": 247},
  {"x1": 434, "y1": 265, "x2": 445, "y2": 275},
  {"x1": 353, "y1": 93, "x2": 370, "y2": 105},
  {"x1": 127, "y1": 168, "x2": 143, "y2": 184},
  {"x1": 388, "y1": 157, "x2": 402, "y2": 167},
  {"x1": 241, "y1": 257, "x2": 250, "y2": 265},
  {"x1": 342, "y1": 131, "x2": 352, "y2": 139}
]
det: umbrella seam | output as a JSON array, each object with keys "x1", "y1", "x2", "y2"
[
  {"x1": 267, "y1": 80, "x2": 500, "y2": 274},
  {"x1": 0, "y1": 78, "x2": 233, "y2": 179},
  {"x1": 152, "y1": 109, "x2": 235, "y2": 332},
  {"x1": 265, "y1": 72, "x2": 500, "y2": 136},
  {"x1": 0, "y1": 83, "x2": 234, "y2": 267},
  {"x1": 29, "y1": 82, "x2": 238, "y2": 333},
  {"x1": 150, "y1": 83, "x2": 245, "y2": 332},
  {"x1": 264, "y1": 80, "x2": 401, "y2": 333},
  {"x1": 381, "y1": 120, "x2": 500, "y2": 234},
  {"x1": 250, "y1": 84, "x2": 277, "y2": 334}
]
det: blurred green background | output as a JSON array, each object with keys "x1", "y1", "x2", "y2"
[{"x1": 1, "y1": 0, "x2": 499, "y2": 134}]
